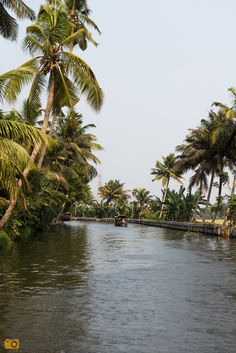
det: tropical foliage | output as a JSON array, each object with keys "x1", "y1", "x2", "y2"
[
  {"x1": 0, "y1": 0, "x2": 35, "y2": 40},
  {"x1": 151, "y1": 153, "x2": 182, "y2": 218},
  {"x1": 0, "y1": 0, "x2": 103, "y2": 237},
  {"x1": 2, "y1": 0, "x2": 236, "y2": 242}
]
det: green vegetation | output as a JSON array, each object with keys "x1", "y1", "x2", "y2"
[
  {"x1": 0, "y1": 0, "x2": 35, "y2": 40},
  {"x1": 1, "y1": 0, "x2": 236, "y2": 242},
  {"x1": 0, "y1": 0, "x2": 103, "y2": 239},
  {"x1": 77, "y1": 88, "x2": 236, "y2": 225}
]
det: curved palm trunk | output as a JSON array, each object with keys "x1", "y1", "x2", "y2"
[
  {"x1": 0, "y1": 199, "x2": 17, "y2": 230},
  {"x1": 159, "y1": 178, "x2": 169, "y2": 219},
  {"x1": 203, "y1": 170, "x2": 215, "y2": 222},
  {"x1": 0, "y1": 73, "x2": 55, "y2": 230},
  {"x1": 37, "y1": 114, "x2": 58, "y2": 169}
]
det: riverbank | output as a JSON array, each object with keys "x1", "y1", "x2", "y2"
[{"x1": 71, "y1": 217, "x2": 236, "y2": 237}]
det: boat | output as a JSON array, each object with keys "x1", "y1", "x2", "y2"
[{"x1": 114, "y1": 215, "x2": 128, "y2": 227}]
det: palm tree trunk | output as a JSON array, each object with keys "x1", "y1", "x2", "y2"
[
  {"x1": 223, "y1": 168, "x2": 236, "y2": 225},
  {"x1": 56, "y1": 200, "x2": 67, "y2": 223},
  {"x1": 29, "y1": 72, "x2": 55, "y2": 165},
  {"x1": 139, "y1": 203, "x2": 144, "y2": 220},
  {"x1": 37, "y1": 114, "x2": 58, "y2": 169},
  {"x1": 212, "y1": 174, "x2": 223, "y2": 223},
  {"x1": 203, "y1": 170, "x2": 214, "y2": 222},
  {"x1": 0, "y1": 72, "x2": 55, "y2": 229},
  {"x1": 159, "y1": 178, "x2": 169, "y2": 219},
  {"x1": 192, "y1": 181, "x2": 202, "y2": 221},
  {"x1": 0, "y1": 199, "x2": 17, "y2": 230},
  {"x1": 230, "y1": 169, "x2": 236, "y2": 197},
  {"x1": 131, "y1": 202, "x2": 134, "y2": 219}
]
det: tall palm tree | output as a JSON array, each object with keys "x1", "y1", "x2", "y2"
[
  {"x1": 0, "y1": 1, "x2": 103, "y2": 143},
  {"x1": 0, "y1": 2, "x2": 103, "y2": 227},
  {"x1": 37, "y1": 0, "x2": 101, "y2": 167},
  {"x1": 151, "y1": 153, "x2": 182, "y2": 218},
  {"x1": 189, "y1": 166, "x2": 208, "y2": 220},
  {"x1": 0, "y1": 0, "x2": 35, "y2": 40},
  {"x1": 0, "y1": 3, "x2": 103, "y2": 226},
  {"x1": 176, "y1": 105, "x2": 236, "y2": 222},
  {"x1": 200, "y1": 110, "x2": 236, "y2": 221}
]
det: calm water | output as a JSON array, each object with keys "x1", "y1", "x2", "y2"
[{"x1": 0, "y1": 222, "x2": 236, "y2": 353}]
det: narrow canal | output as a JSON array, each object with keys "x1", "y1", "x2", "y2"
[{"x1": 0, "y1": 222, "x2": 236, "y2": 353}]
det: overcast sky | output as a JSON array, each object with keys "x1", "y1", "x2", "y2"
[{"x1": 1, "y1": 0, "x2": 236, "y2": 197}]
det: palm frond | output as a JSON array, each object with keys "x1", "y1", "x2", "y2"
[
  {"x1": 64, "y1": 51, "x2": 103, "y2": 111},
  {"x1": 0, "y1": 58, "x2": 38, "y2": 103},
  {"x1": 82, "y1": 15, "x2": 101, "y2": 34},
  {"x1": 0, "y1": 119, "x2": 52, "y2": 146},
  {"x1": 54, "y1": 64, "x2": 79, "y2": 108},
  {"x1": 2, "y1": 0, "x2": 35, "y2": 20},
  {"x1": 27, "y1": 71, "x2": 46, "y2": 110},
  {"x1": 0, "y1": 3, "x2": 17, "y2": 40}
]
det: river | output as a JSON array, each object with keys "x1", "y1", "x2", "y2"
[{"x1": 0, "y1": 222, "x2": 236, "y2": 353}]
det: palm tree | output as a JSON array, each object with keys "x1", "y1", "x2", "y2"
[
  {"x1": 0, "y1": 1, "x2": 103, "y2": 148},
  {"x1": 176, "y1": 121, "x2": 217, "y2": 214},
  {"x1": 0, "y1": 116, "x2": 51, "y2": 229},
  {"x1": 201, "y1": 110, "x2": 236, "y2": 221},
  {"x1": 131, "y1": 188, "x2": 152, "y2": 219},
  {"x1": 36, "y1": 0, "x2": 101, "y2": 167},
  {"x1": 188, "y1": 166, "x2": 208, "y2": 220},
  {"x1": 176, "y1": 104, "x2": 236, "y2": 222},
  {"x1": 0, "y1": 2, "x2": 103, "y2": 227},
  {"x1": 151, "y1": 153, "x2": 182, "y2": 218},
  {"x1": 99, "y1": 180, "x2": 128, "y2": 216},
  {"x1": 63, "y1": 0, "x2": 101, "y2": 51},
  {"x1": 0, "y1": 0, "x2": 35, "y2": 40},
  {"x1": 45, "y1": 110, "x2": 103, "y2": 183}
]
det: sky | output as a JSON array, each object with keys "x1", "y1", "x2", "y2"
[{"x1": 1, "y1": 0, "x2": 236, "y2": 198}]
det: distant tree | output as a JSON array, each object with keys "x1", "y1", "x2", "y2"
[
  {"x1": 151, "y1": 153, "x2": 182, "y2": 218},
  {"x1": 165, "y1": 186, "x2": 201, "y2": 222},
  {"x1": 132, "y1": 188, "x2": 152, "y2": 218},
  {"x1": 99, "y1": 180, "x2": 129, "y2": 216}
]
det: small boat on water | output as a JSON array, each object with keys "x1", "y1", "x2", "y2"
[{"x1": 114, "y1": 215, "x2": 128, "y2": 227}]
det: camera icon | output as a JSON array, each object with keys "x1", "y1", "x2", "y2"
[{"x1": 4, "y1": 339, "x2": 20, "y2": 350}]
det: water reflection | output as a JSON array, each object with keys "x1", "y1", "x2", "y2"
[{"x1": 0, "y1": 222, "x2": 236, "y2": 353}]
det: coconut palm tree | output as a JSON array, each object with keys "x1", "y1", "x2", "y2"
[
  {"x1": 0, "y1": 2, "x2": 103, "y2": 227},
  {"x1": 188, "y1": 166, "x2": 208, "y2": 220},
  {"x1": 176, "y1": 105, "x2": 236, "y2": 222},
  {"x1": 0, "y1": 116, "x2": 51, "y2": 229},
  {"x1": 36, "y1": 0, "x2": 101, "y2": 167},
  {"x1": 63, "y1": 0, "x2": 101, "y2": 51},
  {"x1": 45, "y1": 110, "x2": 103, "y2": 182},
  {"x1": 131, "y1": 188, "x2": 152, "y2": 219},
  {"x1": 0, "y1": 1, "x2": 103, "y2": 147},
  {"x1": 99, "y1": 180, "x2": 128, "y2": 216},
  {"x1": 151, "y1": 153, "x2": 182, "y2": 218},
  {"x1": 0, "y1": 0, "x2": 35, "y2": 40}
]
